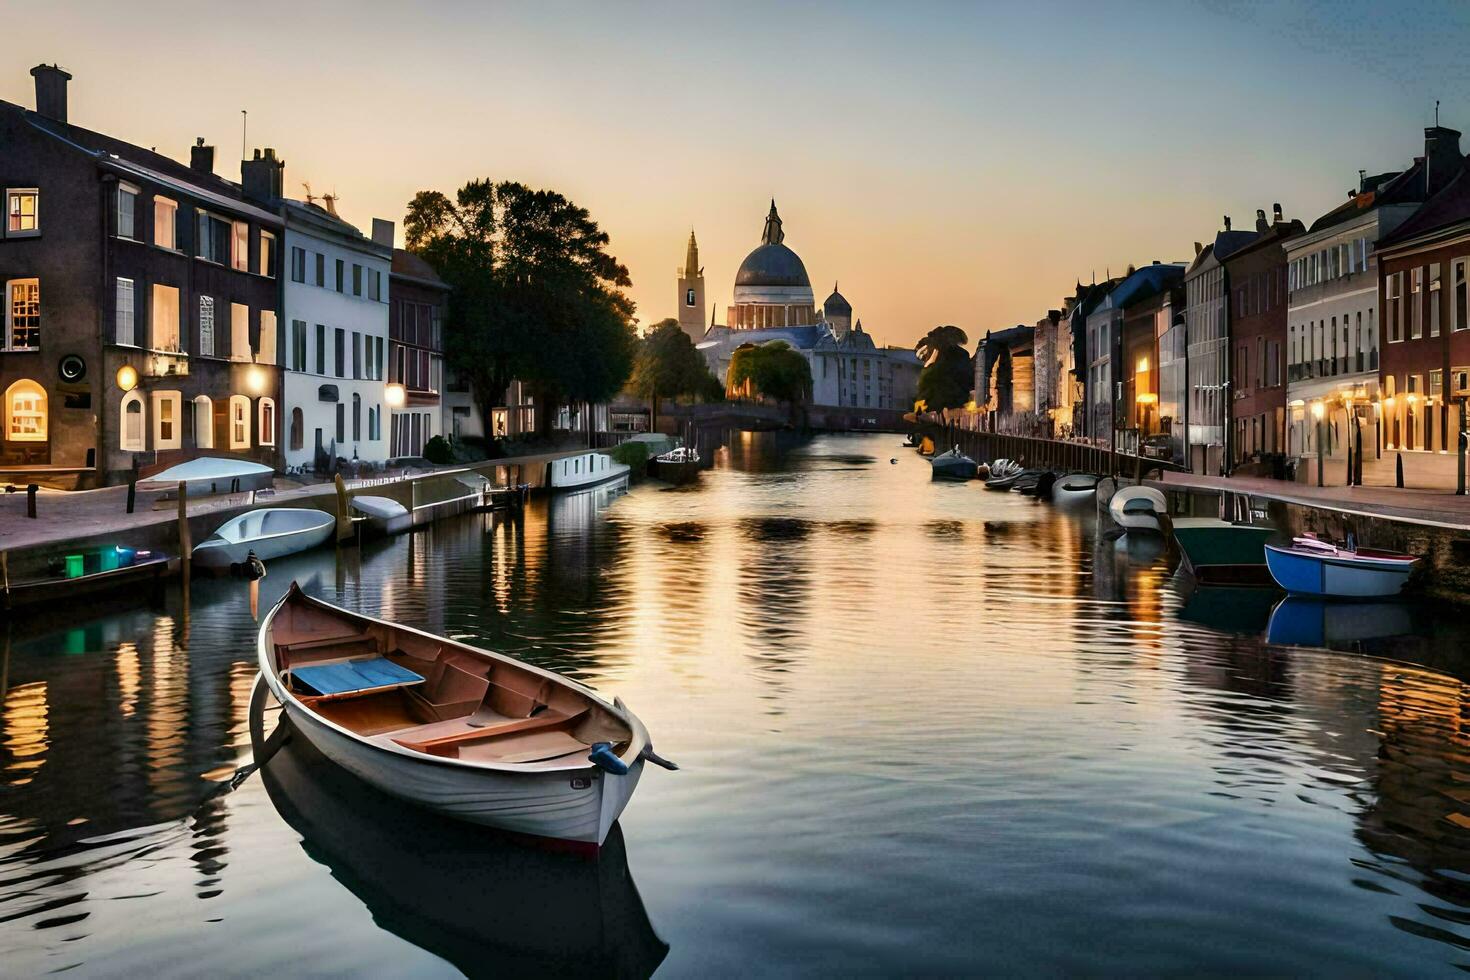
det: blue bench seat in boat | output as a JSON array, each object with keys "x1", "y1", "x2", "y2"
[{"x1": 293, "y1": 657, "x2": 425, "y2": 697}]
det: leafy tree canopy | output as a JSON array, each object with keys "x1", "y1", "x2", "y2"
[
  {"x1": 914, "y1": 324, "x2": 972, "y2": 412},
  {"x1": 629, "y1": 319, "x2": 720, "y2": 402},
  {"x1": 727, "y1": 340, "x2": 813, "y2": 404},
  {"x1": 404, "y1": 180, "x2": 636, "y2": 433}
]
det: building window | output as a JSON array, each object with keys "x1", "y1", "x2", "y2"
[
  {"x1": 334, "y1": 327, "x2": 345, "y2": 377},
  {"x1": 290, "y1": 319, "x2": 307, "y2": 371},
  {"x1": 315, "y1": 252, "x2": 325, "y2": 287},
  {"x1": 229, "y1": 395, "x2": 250, "y2": 449},
  {"x1": 153, "y1": 196, "x2": 177, "y2": 249},
  {"x1": 1430, "y1": 369, "x2": 1443, "y2": 399},
  {"x1": 315, "y1": 323, "x2": 326, "y2": 374},
  {"x1": 258, "y1": 310, "x2": 277, "y2": 365},
  {"x1": 6, "y1": 188, "x2": 39, "y2": 236},
  {"x1": 352, "y1": 392, "x2": 361, "y2": 441},
  {"x1": 352, "y1": 263, "x2": 363, "y2": 297},
  {"x1": 151, "y1": 284, "x2": 180, "y2": 352},
  {"x1": 151, "y1": 390, "x2": 181, "y2": 450},
  {"x1": 259, "y1": 397, "x2": 276, "y2": 446},
  {"x1": 116, "y1": 183, "x2": 138, "y2": 239},
  {"x1": 335, "y1": 259, "x2": 344, "y2": 292},
  {"x1": 5, "y1": 278, "x2": 39, "y2": 350},
  {"x1": 289, "y1": 407, "x2": 304, "y2": 450},
  {"x1": 199, "y1": 295, "x2": 215, "y2": 357},
  {"x1": 5, "y1": 380, "x2": 46, "y2": 442},
  {"x1": 1456, "y1": 260, "x2": 1469, "y2": 332},
  {"x1": 352, "y1": 331, "x2": 361, "y2": 379},
  {"x1": 193, "y1": 395, "x2": 213, "y2": 449},
  {"x1": 120, "y1": 391, "x2": 145, "y2": 451},
  {"x1": 1387, "y1": 272, "x2": 1403, "y2": 342},
  {"x1": 1431, "y1": 262, "x2": 1442, "y2": 338},
  {"x1": 232, "y1": 221, "x2": 249, "y2": 272},
  {"x1": 1411, "y1": 268, "x2": 1424, "y2": 339},
  {"x1": 291, "y1": 245, "x2": 306, "y2": 282},
  {"x1": 260, "y1": 230, "x2": 277, "y2": 278},
  {"x1": 368, "y1": 268, "x2": 380, "y2": 301},
  {"x1": 686, "y1": 288, "x2": 696, "y2": 307},
  {"x1": 198, "y1": 212, "x2": 230, "y2": 263},
  {"x1": 115, "y1": 278, "x2": 135, "y2": 346},
  {"x1": 231, "y1": 303, "x2": 250, "y2": 362}
]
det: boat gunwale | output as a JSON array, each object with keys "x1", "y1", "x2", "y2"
[
  {"x1": 1264, "y1": 542, "x2": 1418, "y2": 570},
  {"x1": 256, "y1": 586, "x2": 649, "y2": 777}
]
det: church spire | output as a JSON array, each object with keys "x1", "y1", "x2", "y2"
[
  {"x1": 761, "y1": 199, "x2": 784, "y2": 245},
  {"x1": 684, "y1": 228, "x2": 700, "y2": 277}
]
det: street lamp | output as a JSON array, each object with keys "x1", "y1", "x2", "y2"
[
  {"x1": 115, "y1": 364, "x2": 138, "y2": 392},
  {"x1": 1312, "y1": 400, "x2": 1326, "y2": 487},
  {"x1": 384, "y1": 383, "x2": 407, "y2": 409}
]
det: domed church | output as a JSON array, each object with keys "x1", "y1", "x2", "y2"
[{"x1": 678, "y1": 202, "x2": 919, "y2": 413}]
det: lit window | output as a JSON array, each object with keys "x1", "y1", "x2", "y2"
[
  {"x1": 229, "y1": 395, "x2": 250, "y2": 449},
  {"x1": 151, "y1": 390, "x2": 181, "y2": 450},
  {"x1": 6, "y1": 188, "x2": 38, "y2": 236},
  {"x1": 117, "y1": 183, "x2": 138, "y2": 239},
  {"x1": 153, "y1": 197, "x2": 177, "y2": 249},
  {"x1": 258, "y1": 397, "x2": 276, "y2": 446},
  {"x1": 5, "y1": 379, "x2": 46, "y2": 442},
  {"x1": 6, "y1": 278, "x2": 40, "y2": 350},
  {"x1": 199, "y1": 295, "x2": 215, "y2": 357},
  {"x1": 231, "y1": 303, "x2": 250, "y2": 362},
  {"x1": 232, "y1": 221, "x2": 249, "y2": 271},
  {"x1": 257, "y1": 310, "x2": 277, "y2": 364},
  {"x1": 120, "y1": 391, "x2": 145, "y2": 451},
  {"x1": 150, "y1": 284, "x2": 180, "y2": 352},
  {"x1": 115, "y1": 278, "x2": 135, "y2": 345},
  {"x1": 260, "y1": 230, "x2": 277, "y2": 278}
]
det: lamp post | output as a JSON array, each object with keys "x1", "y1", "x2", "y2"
[
  {"x1": 1341, "y1": 392, "x2": 1354, "y2": 486},
  {"x1": 1312, "y1": 400, "x2": 1325, "y2": 487}
]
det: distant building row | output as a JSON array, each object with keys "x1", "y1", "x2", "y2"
[{"x1": 974, "y1": 124, "x2": 1470, "y2": 483}]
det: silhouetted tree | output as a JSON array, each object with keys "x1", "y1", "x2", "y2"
[
  {"x1": 405, "y1": 180, "x2": 636, "y2": 436},
  {"x1": 728, "y1": 340, "x2": 812, "y2": 404},
  {"x1": 915, "y1": 324, "x2": 972, "y2": 412}
]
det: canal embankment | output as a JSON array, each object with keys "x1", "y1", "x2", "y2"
[{"x1": 0, "y1": 449, "x2": 585, "y2": 581}]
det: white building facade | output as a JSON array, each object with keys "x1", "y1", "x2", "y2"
[{"x1": 280, "y1": 202, "x2": 393, "y2": 470}]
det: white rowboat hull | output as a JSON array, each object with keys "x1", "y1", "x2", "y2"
[{"x1": 194, "y1": 509, "x2": 336, "y2": 568}]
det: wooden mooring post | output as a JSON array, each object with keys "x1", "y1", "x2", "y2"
[{"x1": 177, "y1": 481, "x2": 191, "y2": 589}]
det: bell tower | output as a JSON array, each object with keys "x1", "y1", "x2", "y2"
[{"x1": 677, "y1": 229, "x2": 706, "y2": 343}]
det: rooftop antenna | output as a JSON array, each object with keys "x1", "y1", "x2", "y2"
[
  {"x1": 241, "y1": 109, "x2": 247, "y2": 162},
  {"x1": 302, "y1": 181, "x2": 315, "y2": 206},
  {"x1": 1436, "y1": 99, "x2": 1441, "y2": 126}
]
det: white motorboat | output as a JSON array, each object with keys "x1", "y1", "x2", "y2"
[
  {"x1": 193, "y1": 507, "x2": 336, "y2": 568},
  {"x1": 1051, "y1": 473, "x2": 1099, "y2": 507},
  {"x1": 1108, "y1": 485, "x2": 1167, "y2": 533},
  {"x1": 257, "y1": 584, "x2": 667, "y2": 846},
  {"x1": 139, "y1": 456, "x2": 274, "y2": 497},
  {"x1": 648, "y1": 446, "x2": 701, "y2": 484},
  {"x1": 351, "y1": 495, "x2": 412, "y2": 536},
  {"x1": 548, "y1": 452, "x2": 630, "y2": 491}
]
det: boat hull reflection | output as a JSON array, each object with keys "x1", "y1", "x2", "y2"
[
  {"x1": 260, "y1": 725, "x2": 668, "y2": 979},
  {"x1": 1267, "y1": 596, "x2": 1416, "y2": 648}
]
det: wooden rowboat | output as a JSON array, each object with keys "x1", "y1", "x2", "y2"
[{"x1": 257, "y1": 583, "x2": 662, "y2": 846}]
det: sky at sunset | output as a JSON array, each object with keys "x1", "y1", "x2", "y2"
[{"x1": 7, "y1": 1, "x2": 1470, "y2": 349}]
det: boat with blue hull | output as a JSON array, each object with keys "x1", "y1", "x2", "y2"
[{"x1": 1264, "y1": 536, "x2": 1418, "y2": 598}]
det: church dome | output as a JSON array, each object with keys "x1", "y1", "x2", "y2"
[{"x1": 736, "y1": 242, "x2": 811, "y2": 288}]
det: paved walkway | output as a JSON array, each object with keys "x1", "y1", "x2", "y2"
[
  {"x1": 1151, "y1": 471, "x2": 1470, "y2": 530},
  {"x1": 0, "y1": 449, "x2": 581, "y2": 553}
]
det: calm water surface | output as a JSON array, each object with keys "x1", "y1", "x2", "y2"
[{"x1": 6, "y1": 432, "x2": 1470, "y2": 976}]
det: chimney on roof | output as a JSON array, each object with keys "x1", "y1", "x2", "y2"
[
  {"x1": 1223, "y1": 215, "x2": 1231, "y2": 232},
  {"x1": 1424, "y1": 125, "x2": 1463, "y2": 196},
  {"x1": 371, "y1": 218, "x2": 394, "y2": 248},
  {"x1": 190, "y1": 137, "x2": 215, "y2": 174},
  {"x1": 1272, "y1": 203, "x2": 1283, "y2": 224},
  {"x1": 241, "y1": 147, "x2": 284, "y2": 204},
  {"x1": 30, "y1": 64, "x2": 71, "y2": 124},
  {"x1": 1193, "y1": 241, "x2": 1203, "y2": 256}
]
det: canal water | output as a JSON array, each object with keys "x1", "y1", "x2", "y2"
[{"x1": 5, "y1": 431, "x2": 1470, "y2": 976}]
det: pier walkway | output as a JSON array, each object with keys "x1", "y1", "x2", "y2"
[{"x1": 1150, "y1": 471, "x2": 1470, "y2": 532}]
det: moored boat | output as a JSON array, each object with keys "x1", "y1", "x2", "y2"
[
  {"x1": 2, "y1": 548, "x2": 172, "y2": 614},
  {"x1": 548, "y1": 452, "x2": 630, "y2": 492},
  {"x1": 983, "y1": 459, "x2": 1025, "y2": 490},
  {"x1": 138, "y1": 456, "x2": 275, "y2": 497},
  {"x1": 1264, "y1": 535, "x2": 1419, "y2": 598},
  {"x1": 257, "y1": 583, "x2": 664, "y2": 845},
  {"x1": 1167, "y1": 517, "x2": 1275, "y2": 585},
  {"x1": 1107, "y1": 485, "x2": 1167, "y2": 533},
  {"x1": 351, "y1": 495, "x2": 412, "y2": 536},
  {"x1": 1051, "y1": 472, "x2": 1099, "y2": 507},
  {"x1": 648, "y1": 446, "x2": 701, "y2": 484},
  {"x1": 929, "y1": 446, "x2": 977, "y2": 481},
  {"x1": 193, "y1": 507, "x2": 336, "y2": 569}
]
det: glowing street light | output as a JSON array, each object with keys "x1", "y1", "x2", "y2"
[
  {"x1": 115, "y1": 364, "x2": 138, "y2": 392},
  {"x1": 385, "y1": 383, "x2": 407, "y2": 408}
]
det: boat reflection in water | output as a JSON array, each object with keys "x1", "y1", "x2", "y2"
[
  {"x1": 1174, "y1": 584, "x2": 1279, "y2": 635},
  {"x1": 260, "y1": 727, "x2": 668, "y2": 979},
  {"x1": 1266, "y1": 596, "x2": 1416, "y2": 649}
]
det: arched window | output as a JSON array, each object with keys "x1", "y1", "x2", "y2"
[
  {"x1": 5, "y1": 379, "x2": 46, "y2": 442},
  {"x1": 258, "y1": 397, "x2": 276, "y2": 447},
  {"x1": 229, "y1": 395, "x2": 250, "y2": 449},
  {"x1": 289, "y1": 407, "x2": 304, "y2": 451},
  {"x1": 193, "y1": 395, "x2": 213, "y2": 449},
  {"x1": 120, "y1": 390, "x2": 145, "y2": 451}
]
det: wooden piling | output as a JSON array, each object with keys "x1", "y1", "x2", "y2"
[
  {"x1": 177, "y1": 481, "x2": 191, "y2": 589},
  {"x1": 334, "y1": 474, "x2": 351, "y2": 542}
]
